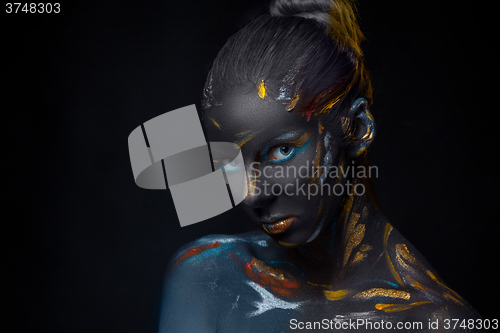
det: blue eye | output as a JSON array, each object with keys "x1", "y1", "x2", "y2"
[
  {"x1": 220, "y1": 158, "x2": 242, "y2": 173},
  {"x1": 270, "y1": 145, "x2": 296, "y2": 163},
  {"x1": 268, "y1": 138, "x2": 311, "y2": 164}
]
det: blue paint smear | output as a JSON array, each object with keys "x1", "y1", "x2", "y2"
[{"x1": 355, "y1": 279, "x2": 400, "y2": 289}]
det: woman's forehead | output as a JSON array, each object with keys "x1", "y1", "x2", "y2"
[{"x1": 203, "y1": 91, "x2": 317, "y2": 145}]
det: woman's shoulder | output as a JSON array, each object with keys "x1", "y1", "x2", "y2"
[
  {"x1": 166, "y1": 230, "x2": 277, "y2": 275},
  {"x1": 379, "y1": 222, "x2": 481, "y2": 320}
]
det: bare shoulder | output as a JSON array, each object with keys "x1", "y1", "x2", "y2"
[
  {"x1": 159, "y1": 232, "x2": 273, "y2": 332},
  {"x1": 166, "y1": 231, "x2": 276, "y2": 273},
  {"x1": 159, "y1": 231, "x2": 282, "y2": 331},
  {"x1": 383, "y1": 223, "x2": 481, "y2": 321}
]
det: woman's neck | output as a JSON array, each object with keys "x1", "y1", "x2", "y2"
[{"x1": 290, "y1": 179, "x2": 379, "y2": 285}]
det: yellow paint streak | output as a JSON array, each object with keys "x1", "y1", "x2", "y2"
[
  {"x1": 283, "y1": 130, "x2": 311, "y2": 147},
  {"x1": 366, "y1": 109, "x2": 375, "y2": 122},
  {"x1": 341, "y1": 116, "x2": 350, "y2": 134},
  {"x1": 354, "y1": 288, "x2": 411, "y2": 300},
  {"x1": 319, "y1": 86, "x2": 351, "y2": 114},
  {"x1": 210, "y1": 118, "x2": 221, "y2": 131},
  {"x1": 324, "y1": 289, "x2": 350, "y2": 301},
  {"x1": 250, "y1": 257, "x2": 297, "y2": 281},
  {"x1": 320, "y1": 97, "x2": 340, "y2": 114},
  {"x1": 405, "y1": 275, "x2": 438, "y2": 296},
  {"x1": 236, "y1": 130, "x2": 252, "y2": 136},
  {"x1": 343, "y1": 223, "x2": 365, "y2": 268},
  {"x1": 426, "y1": 270, "x2": 464, "y2": 303},
  {"x1": 278, "y1": 241, "x2": 296, "y2": 247},
  {"x1": 361, "y1": 125, "x2": 373, "y2": 141},
  {"x1": 352, "y1": 251, "x2": 366, "y2": 264},
  {"x1": 443, "y1": 292, "x2": 463, "y2": 305},
  {"x1": 375, "y1": 301, "x2": 432, "y2": 313},
  {"x1": 360, "y1": 244, "x2": 372, "y2": 252},
  {"x1": 345, "y1": 213, "x2": 360, "y2": 241},
  {"x1": 356, "y1": 146, "x2": 367, "y2": 157},
  {"x1": 352, "y1": 243, "x2": 372, "y2": 264},
  {"x1": 245, "y1": 170, "x2": 258, "y2": 199},
  {"x1": 235, "y1": 131, "x2": 260, "y2": 148},
  {"x1": 286, "y1": 92, "x2": 300, "y2": 111},
  {"x1": 395, "y1": 249, "x2": 417, "y2": 274},
  {"x1": 396, "y1": 244, "x2": 425, "y2": 270},
  {"x1": 318, "y1": 121, "x2": 324, "y2": 134},
  {"x1": 307, "y1": 281, "x2": 332, "y2": 289},
  {"x1": 384, "y1": 223, "x2": 405, "y2": 286},
  {"x1": 258, "y1": 80, "x2": 266, "y2": 99}
]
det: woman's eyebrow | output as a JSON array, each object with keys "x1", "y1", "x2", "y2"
[
  {"x1": 272, "y1": 130, "x2": 311, "y2": 147},
  {"x1": 272, "y1": 131, "x2": 298, "y2": 141},
  {"x1": 283, "y1": 130, "x2": 312, "y2": 147}
]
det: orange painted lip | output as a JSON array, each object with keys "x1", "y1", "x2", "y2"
[{"x1": 262, "y1": 216, "x2": 297, "y2": 234}]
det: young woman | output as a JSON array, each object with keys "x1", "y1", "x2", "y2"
[{"x1": 159, "y1": 0, "x2": 481, "y2": 331}]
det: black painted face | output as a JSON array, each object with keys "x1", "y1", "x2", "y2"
[{"x1": 203, "y1": 91, "x2": 348, "y2": 247}]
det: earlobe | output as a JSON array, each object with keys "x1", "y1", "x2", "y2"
[{"x1": 349, "y1": 98, "x2": 376, "y2": 158}]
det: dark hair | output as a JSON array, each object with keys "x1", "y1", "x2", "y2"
[{"x1": 202, "y1": 0, "x2": 372, "y2": 135}]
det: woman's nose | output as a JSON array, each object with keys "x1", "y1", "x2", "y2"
[{"x1": 243, "y1": 168, "x2": 278, "y2": 209}]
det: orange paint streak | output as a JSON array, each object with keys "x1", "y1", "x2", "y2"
[
  {"x1": 324, "y1": 289, "x2": 350, "y2": 301},
  {"x1": 235, "y1": 131, "x2": 260, "y2": 148},
  {"x1": 405, "y1": 274, "x2": 439, "y2": 296},
  {"x1": 229, "y1": 253, "x2": 301, "y2": 297},
  {"x1": 443, "y1": 292, "x2": 463, "y2": 305},
  {"x1": 375, "y1": 301, "x2": 433, "y2": 313},
  {"x1": 174, "y1": 241, "x2": 221, "y2": 267},
  {"x1": 426, "y1": 270, "x2": 465, "y2": 303}
]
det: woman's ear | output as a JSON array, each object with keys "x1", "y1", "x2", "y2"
[{"x1": 347, "y1": 98, "x2": 376, "y2": 159}]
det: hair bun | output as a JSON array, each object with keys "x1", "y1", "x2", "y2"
[
  {"x1": 270, "y1": 0, "x2": 332, "y2": 26},
  {"x1": 271, "y1": 0, "x2": 364, "y2": 58}
]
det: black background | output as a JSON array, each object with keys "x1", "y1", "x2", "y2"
[{"x1": 3, "y1": 1, "x2": 498, "y2": 332}]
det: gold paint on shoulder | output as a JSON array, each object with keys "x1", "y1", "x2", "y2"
[
  {"x1": 375, "y1": 301, "x2": 433, "y2": 313},
  {"x1": 251, "y1": 257, "x2": 296, "y2": 281},
  {"x1": 278, "y1": 241, "x2": 296, "y2": 247},
  {"x1": 351, "y1": 243, "x2": 372, "y2": 265},
  {"x1": 324, "y1": 289, "x2": 350, "y2": 301},
  {"x1": 383, "y1": 223, "x2": 405, "y2": 286},
  {"x1": 360, "y1": 244, "x2": 372, "y2": 252},
  {"x1": 405, "y1": 274, "x2": 439, "y2": 296},
  {"x1": 443, "y1": 292, "x2": 463, "y2": 305},
  {"x1": 426, "y1": 270, "x2": 465, "y2": 304},
  {"x1": 354, "y1": 288, "x2": 411, "y2": 300},
  {"x1": 343, "y1": 223, "x2": 365, "y2": 269},
  {"x1": 396, "y1": 244, "x2": 423, "y2": 266}
]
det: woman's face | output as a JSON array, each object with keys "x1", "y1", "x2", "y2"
[{"x1": 203, "y1": 90, "x2": 348, "y2": 247}]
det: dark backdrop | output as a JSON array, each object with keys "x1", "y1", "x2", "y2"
[{"x1": 3, "y1": 1, "x2": 498, "y2": 332}]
